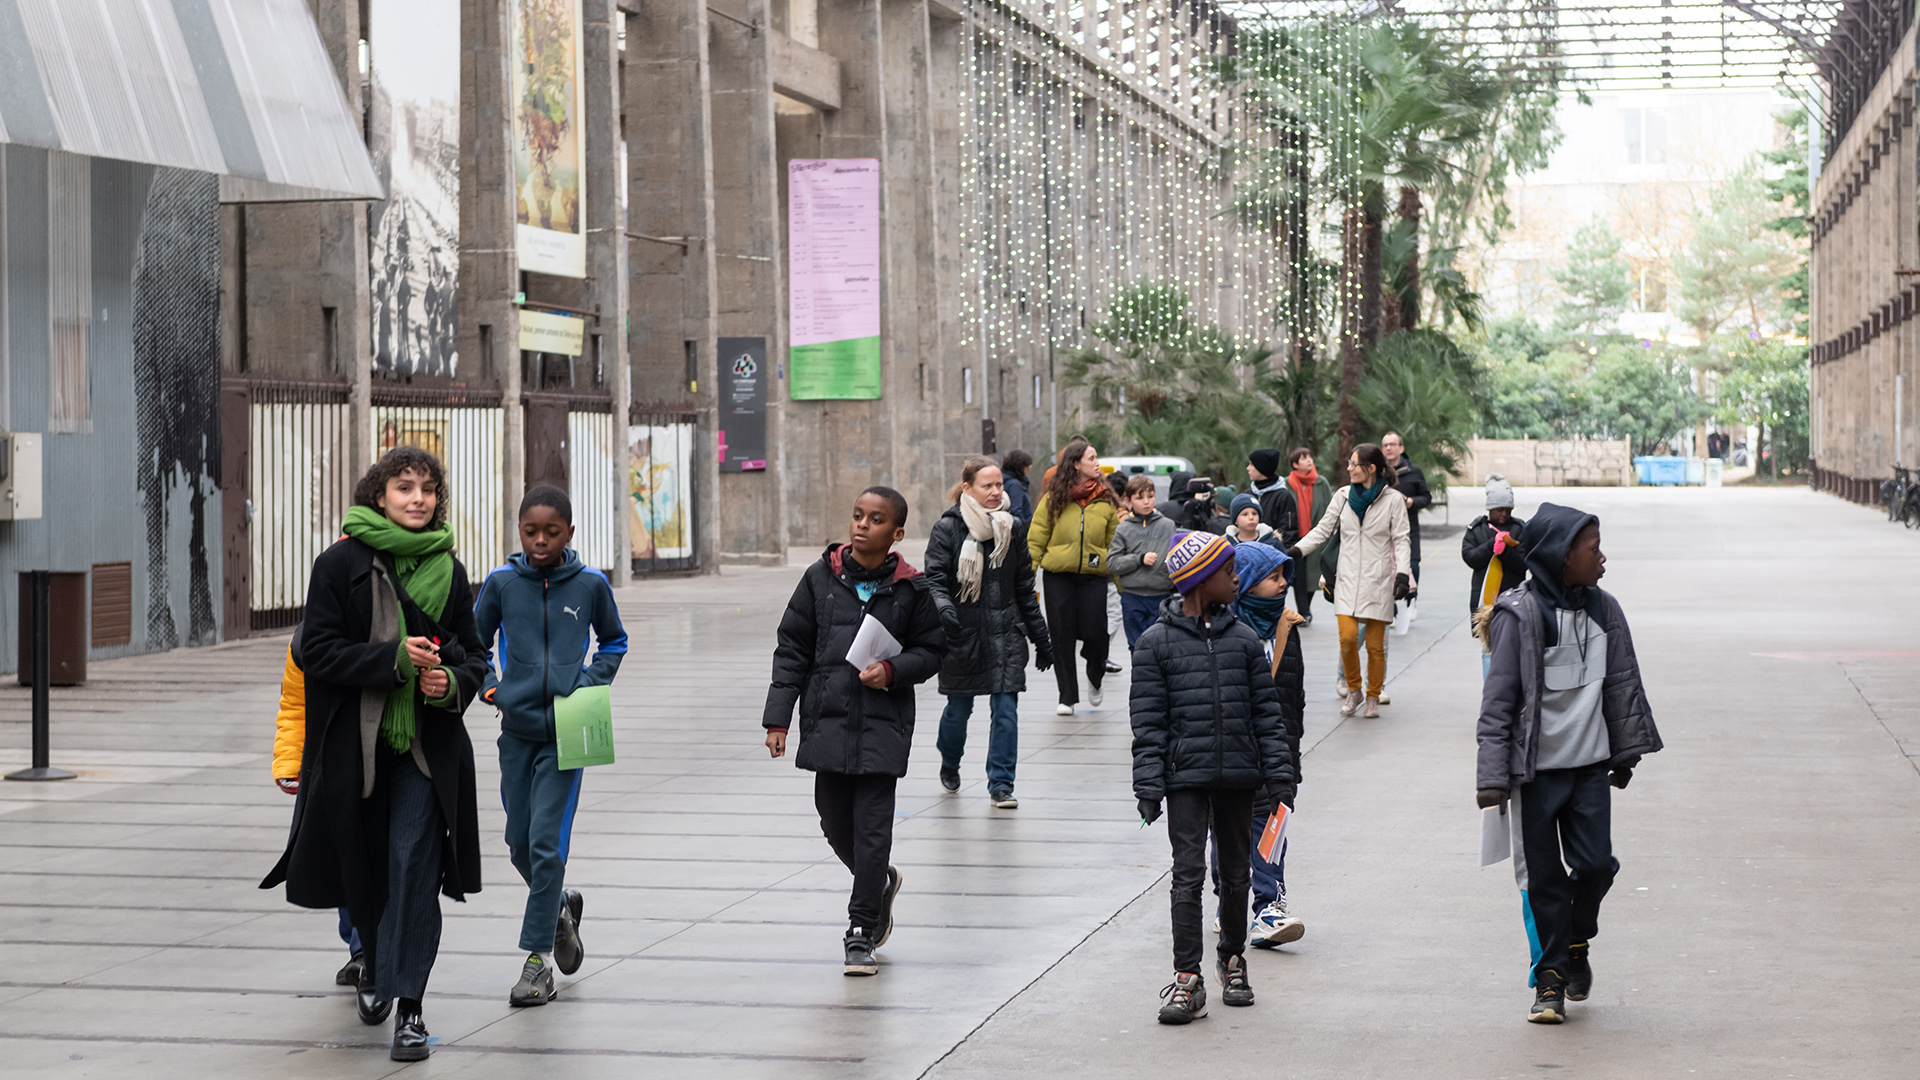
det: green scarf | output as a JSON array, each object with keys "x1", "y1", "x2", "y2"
[{"x1": 342, "y1": 505, "x2": 455, "y2": 752}]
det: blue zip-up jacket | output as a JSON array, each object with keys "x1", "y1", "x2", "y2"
[{"x1": 474, "y1": 549, "x2": 629, "y2": 743}]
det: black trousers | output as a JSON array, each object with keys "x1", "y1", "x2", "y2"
[
  {"x1": 1043, "y1": 571, "x2": 1109, "y2": 704},
  {"x1": 1167, "y1": 787, "x2": 1254, "y2": 974},
  {"x1": 1519, "y1": 762, "x2": 1617, "y2": 988},
  {"x1": 814, "y1": 771, "x2": 897, "y2": 933},
  {"x1": 358, "y1": 749, "x2": 446, "y2": 1003}
]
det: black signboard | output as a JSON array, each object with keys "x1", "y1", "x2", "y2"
[{"x1": 717, "y1": 336, "x2": 768, "y2": 471}]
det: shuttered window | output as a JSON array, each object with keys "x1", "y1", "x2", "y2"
[
  {"x1": 91, "y1": 562, "x2": 131, "y2": 648},
  {"x1": 48, "y1": 151, "x2": 90, "y2": 434}
]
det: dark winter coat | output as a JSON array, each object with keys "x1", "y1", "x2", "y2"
[
  {"x1": 261, "y1": 537, "x2": 489, "y2": 915},
  {"x1": 922, "y1": 506, "x2": 1050, "y2": 697},
  {"x1": 1390, "y1": 456, "x2": 1433, "y2": 567},
  {"x1": 762, "y1": 545, "x2": 947, "y2": 777},
  {"x1": 1460, "y1": 514, "x2": 1529, "y2": 614},
  {"x1": 1129, "y1": 597, "x2": 1294, "y2": 801},
  {"x1": 474, "y1": 549, "x2": 628, "y2": 742},
  {"x1": 1248, "y1": 478, "x2": 1299, "y2": 540},
  {"x1": 1004, "y1": 473, "x2": 1033, "y2": 524},
  {"x1": 1258, "y1": 618, "x2": 1305, "y2": 809}
]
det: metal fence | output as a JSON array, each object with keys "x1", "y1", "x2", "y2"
[
  {"x1": 629, "y1": 405, "x2": 698, "y2": 573},
  {"x1": 564, "y1": 398, "x2": 620, "y2": 573},
  {"x1": 370, "y1": 383, "x2": 508, "y2": 577},
  {"x1": 249, "y1": 380, "x2": 353, "y2": 629}
]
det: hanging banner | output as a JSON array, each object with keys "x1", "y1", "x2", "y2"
[
  {"x1": 787, "y1": 159, "x2": 881, "y2": 399},
  {"x1": 512, "y1": 0, "x2": 587, "y2": 278},
  {"x1": 369, "y1": 0, "x2": 460, "y2": 376},
  {"x1": 717, "y1": 337, "x2": 768, "y2": 471},
  {"x1": 518, "y1": 310, "x2": 584, "y2": 356}
]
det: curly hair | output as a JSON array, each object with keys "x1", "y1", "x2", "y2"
[
  {"x1": 1040, "y1": 435, "x2": 1115, "y2": 522},
  {"x1": 353, "y1": 446, "x2": 449, "y2": 528}
]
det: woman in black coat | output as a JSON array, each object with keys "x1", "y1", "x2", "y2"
[
  {"x1": 923, "y1": 456, "x2": 1054, "y2": 807},
  {"x1": 261, "y1": 448, "x2": 487, "y2": 1062}
]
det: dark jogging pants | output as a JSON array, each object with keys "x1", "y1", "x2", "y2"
[
  {"x1": 499, "y1": 732, "x2": 584, "y2": 954},
  {"x1": 814, "y1": 771, "x2": 897, "y2": 933},
  {"x1": 1518, "y1": 762, "x2": 1618, "y2": 988},
  {"x1": 1167, "y1": 787, "x2": 1254, "y2": 974},
  {"x1": 1043, "y1": 571, "x2": 1109, "y2": 704}
]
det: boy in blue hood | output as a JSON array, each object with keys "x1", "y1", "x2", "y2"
[
  {"x1": 474, "y1": 485, "x2": 628, "y2": 1007},
  {"x1": 1475, "y1": 502, "x2": 1660, "y2": 1025}
]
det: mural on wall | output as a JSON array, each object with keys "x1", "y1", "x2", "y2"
[
  {"x1": 512, "y1": 0, "x2": 586, "y2": 278},
  {"x1": 629, "y1": 422, "x2": 692, "y2": 561},
  {"x1": 369, "y1": 0, "x2": 460, "y2": 376},
  {"x1": 134, "y1": 168, "x2": 221, "y2": 649}
]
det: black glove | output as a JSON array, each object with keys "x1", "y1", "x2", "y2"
[
  {"x1": 1035, "y1": 647, "x2": 1055, "y2": 672},
  {"x1": 1394, "y1": 573, "x2": 1411, "y2": 600},
  {"x1": 1610, "y1": 767, "x2": 1633, "y2": 790},
  {"x1": 1137, "y1": 798, "x2": 1162, "y2": 825},
  {"x1": 1476, "y1": 787, "x2": 1508, "y2": 809},
  {"x1": 1286, "y1": 545, "x2": 1303, "y2": 562},
  {"x1": 1271, "y1": 787, "x2": 1296, "y2": 813}
]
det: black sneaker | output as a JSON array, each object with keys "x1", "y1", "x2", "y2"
[
  {"x1": 509, "y1": 954, "x2": 554, "y2": 1007},
  {"x1": 335, "y1": 951, "x2": 365, "y2": 987},
  {"x1": 939, "y1": 766, "x2": 960, "y2": 792},
  {"x1": 554, "y1": 888, "x2": 584, "y2": 975},
  {"x1": 989, "y1": 789, "x2": 1018, "y2": 809},
  {"x1": 1529, "y1": 973, "x2": 1567, "y2": 1024},
  {"x1": 843, "y1": 927, "x2": 878, "y2": 976},
  {"x1": 874, "y1": 865, "x2": 904, "y2": 947},
  {"x1": 390, "y1": 1005, "x2": 430, "y2": 1061},
  {"x1": 1566, "y1": 942, "x2": 1592, "y2": 1001},
  {"x1": 1217, "y1": 954, "x2": 1254, "y2": 1007},
  {"x1": 1157, "y1": 972, "x2": 1207, "y2": 1024}
]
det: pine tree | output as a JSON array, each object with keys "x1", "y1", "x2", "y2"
[{"x1": 1552, "y1": 218, "x2": 1632, "y2": 334}]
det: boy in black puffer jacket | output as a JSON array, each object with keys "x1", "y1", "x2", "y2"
[
  {"x1": 1132, "y1": 531, "x2": 1294, "y2": 1025},
  {"x1": 763, "y1": 487, "x2": 946, "y2": 977}
]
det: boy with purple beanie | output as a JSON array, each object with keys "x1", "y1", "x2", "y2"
[{"x1": 1131, "y1": 531, "x2": 1293, "y2": 1025}]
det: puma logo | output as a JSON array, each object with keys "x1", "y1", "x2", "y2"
[{"x1": 562, "y1": 605, "x2": 581, "y2": 619}]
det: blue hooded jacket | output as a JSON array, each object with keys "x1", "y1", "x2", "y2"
[{"x1": 474, "y1": 549, "x2": 628, "y2": 743}]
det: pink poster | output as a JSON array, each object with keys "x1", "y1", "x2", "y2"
[{"x1": 788, "y1": 159, "x2": 881, "y2": 399}]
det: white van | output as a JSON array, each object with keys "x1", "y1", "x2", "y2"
[{"x1": 1102, "y1": 455, "x2": 1196, "y2": 502}]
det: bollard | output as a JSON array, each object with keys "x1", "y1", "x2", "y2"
[{"x1": 6, "y1": 571, "x2": 74, "y2": 781}]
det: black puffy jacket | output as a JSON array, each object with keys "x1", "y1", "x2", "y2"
[
  {"x1": 1129, "y1": 597, "x2": 1293, "y2": 801},
  {"x1": 762, "y1": 545, "x2": 946, "y2": 777},
  {"x1": 922, "y1": 506, "x2": 1051, "y2": 697}
]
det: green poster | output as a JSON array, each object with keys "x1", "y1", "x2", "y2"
[{"x1": 790, "y1": 337, "x2": 882, "y2": 400}]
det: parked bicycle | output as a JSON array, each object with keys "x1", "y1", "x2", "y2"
[{"x1": 1883, "y1": 465, "x2": 1920, "y2": 526}]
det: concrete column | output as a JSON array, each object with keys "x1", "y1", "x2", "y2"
[
  {"x1": 710, "y1": 0, "x2": 787, "y2": 563},
  {"x1": 460, "y1": 0, "x2": 521, "y2": 552},
  {"x1": 584, "y1": 0, "x2": 630, "y2": 581},
  {"x1": 627, "y1": 0, "x2": 721, "y2": 570}
]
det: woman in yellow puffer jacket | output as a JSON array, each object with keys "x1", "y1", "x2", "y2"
[
  {"x1": 1028, "y1": 436, "x2": 1120, "y2": 715},
  {"x1": 270, "y1": 624, "x2": 364, "y2": 986}
]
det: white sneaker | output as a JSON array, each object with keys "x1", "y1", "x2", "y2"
[
  {"x1": 1332, "y1": 678, "x2": 1348, "y2": 701},
  {"x1": 1377, "y1": 691, "x2": 1391, "y2": 706},
  {"x1": 1089, "y1": 685, "x2": 1104, "y2": 707},
  {"x1": 1056, "y1": 702, "x2": 1074, "y2": 716},
  {"x1": 1250, "y1": 897, "x2": 1305, "y2": 947}
]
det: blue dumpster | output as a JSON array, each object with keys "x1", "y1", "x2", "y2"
[{"x1": 1633, "y1": 456, "x2": 1688, "y2": 485}]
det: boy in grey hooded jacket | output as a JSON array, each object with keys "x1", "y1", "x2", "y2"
[
  {"x1": 1109, "y1": 474, "x2": 1179, "y2": 648},
  {"x1": 1474, "y1": 502, "x2": 1660, "y2": 1025}
]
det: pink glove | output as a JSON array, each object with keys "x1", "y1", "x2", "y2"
[{"x1": 1492, "y1": 530, "x2": 1512, "y2": 555}]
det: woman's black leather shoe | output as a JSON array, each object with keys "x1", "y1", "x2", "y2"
[
  {"x1": 356, "y1": 967, "x2": 392, "y2": 1026},
  {"x1": 391, "y1": 1009, "x2": 430, "y2": 1061}
]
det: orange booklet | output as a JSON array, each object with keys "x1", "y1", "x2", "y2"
[{"x1": 1257, "y1": 800, "x2": 1291, "y2": 862}]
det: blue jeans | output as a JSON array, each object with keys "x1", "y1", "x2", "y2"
[
  {"x1": 1120, "y1": 591, "x2": 1167, "y2": 650},
  {"x1": 337, "y1": 908, "x2": 361, "y2": 955},
  {"x1": 1210, "y1": 811, "x2": 1288, "y2": 909},
  {"x1": 937, "y1": 693, "x2": 1018, "y2": 791}
]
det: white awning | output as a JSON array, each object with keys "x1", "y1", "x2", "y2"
[{"x1": 0, "y1": 0, "x2": 383, "y2": 202}]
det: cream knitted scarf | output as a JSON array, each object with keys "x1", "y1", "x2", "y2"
[{"x1": 955, "y1": 492, "x2": 1013, "y2": 602}]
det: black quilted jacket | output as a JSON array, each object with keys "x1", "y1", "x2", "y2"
[
  {"x1": 922, "y1": 506, "x2": 1051, "y2": 697},
  {"x1": 1129, "y1": 597, "x2": 1293, "y2": 801}
]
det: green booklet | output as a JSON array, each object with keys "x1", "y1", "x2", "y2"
[{"x1": 554, "y1": 684, "x2": 615, "y2": 769}]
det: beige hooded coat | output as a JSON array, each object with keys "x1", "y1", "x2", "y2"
[{"x1": 1294, "y1": 484, "x2": 1412, "y2": 622}]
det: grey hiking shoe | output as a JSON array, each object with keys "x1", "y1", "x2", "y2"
[
  {"x1": 554, "y1": 889, "x2": 584, "y2": 975},
  {"x1": 1157, "y1": 972, "x2": 1207, "y2": 1024},
  {"x1": 1339, "y1": 690, "x2": 1363, "y2": 716},
  {"x1": 1218, "y1": 954, "x2": 1254, "y2": 1007},
  {"x1": 509, "y1": 954, "x2": 555, "y2": 1007}
]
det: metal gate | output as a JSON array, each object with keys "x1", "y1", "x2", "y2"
[
  {"x1": 246, "y1": 379, "x2": 354, "y2": 630},
  {"x1": 370, "y1": 384, "x2": 507, "y2": 577}
]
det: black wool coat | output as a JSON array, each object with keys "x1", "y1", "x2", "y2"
[
  {"x1": 1259, "y1": 621, "x2": 1306, "y2": 809},
  {"x1": 762, "y1": 545, "x2": 947, "y2": 777},
  {"x1": 922, "y1": 506, "x2": 1050, "y2": 697},
  {"x1": 1129, "y1": 597, "x2": 1294, "y2": 801},
  {"x1": 261, "y1": 537, "x2": 488, "y2": 918}
]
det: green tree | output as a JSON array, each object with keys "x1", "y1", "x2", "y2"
[
  {"x1": 1671, "y1": 162, "x2": 1798, "y2": 338},
  {"x1": 1354, "y1": 329, "x2": 1481, "y2": 485},
  {"x1": 1760, "y1": 109, "x2": 1811, "y2": 339},
  {"x1": 1716, "y1": 337, "x2": 1810, "y2": 476},
  {"x1": 1552, "y1": 218, "x2": 1631, "y2": 334},
  {"x1": 1584, "y1": 344, "x2": 1711, "y2": 455}
]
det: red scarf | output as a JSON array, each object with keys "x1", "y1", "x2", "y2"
[
  {"x1": 1287, "y1": 467, "x2": 1318, "y2": 533},
  {"x1": 1070, "y1": 479, "x2": 1105, "y2": 506}
]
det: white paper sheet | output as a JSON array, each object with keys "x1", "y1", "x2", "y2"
[
  {"x1": 1480, "y1": 802, "x2": 1512, "y2": 866},
  {"x1": 845, "y1": 613, "x2": 903, "y2": 671}
]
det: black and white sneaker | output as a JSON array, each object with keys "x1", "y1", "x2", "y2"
[
  {"x1": 554, "y1": 888, "x2": 585, "y2": 975},
  {"x1": 989, "y1": 789, "x2": 1018, "y2": 809},
  {"x1": 874, "y1": 865, "x2": 904, "y2": 947},
  {"x1": 939, "y1": 766, "x2": 960, "y2": 792},
  {"x1": 509, "y1": 954, "x2": 555, "y2": 1006},
  {"x1": 1217, "y1": 954, "x2": 1254, "y2": 1007},
  {"x1": 1157, "y1": 972, "x2": 1207, "y2": 1024},
  {"x1": 1529, "y1": 974, "x2": 1567, "y2": 1024},
  {"x1": 843, "y1": 927, "x2": 878, "y2": 976},
  {"x1": 1566, "y1": 942, "x2": 1592, "y2": 1001}
]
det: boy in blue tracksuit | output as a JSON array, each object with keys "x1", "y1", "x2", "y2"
[{"x1": 474, "y1": 485, "x2": 628, "y2": 1006}]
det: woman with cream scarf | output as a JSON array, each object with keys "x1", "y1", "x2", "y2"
[{"x1": 923, "y1": 456, "x2": 1053, "y2": 808}]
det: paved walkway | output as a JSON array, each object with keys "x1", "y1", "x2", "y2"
[{"x1": 2, "y1": 486, "x2": 1916, "y2": 1077}]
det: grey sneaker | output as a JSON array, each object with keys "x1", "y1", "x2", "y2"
[
  {"x1": 1362, "y1": 696, "x2": 1380, "y2": 719},
  {"x1": 1529, "y1": 972, "x2": 1566, "y2": 1023},
  {"x1": 1218, "y1": 954, "x2": 1254, "y2": 1007},
  {"x1": 554, "y1": 888, "x2": 584, "y2": 975},
  {"x1": 509, "y1": 954, "x2": 555, "y2": 1006},
  {"x1": 1339, "y1": 690, "x2": 1363, "y2": 716},
  {"x1": 1157, "y1": 972, "x2": 1208, "y2": 1024}
]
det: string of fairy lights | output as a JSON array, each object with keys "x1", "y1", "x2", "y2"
[{"x1": 955, "y1": 0, "x2": 1374, "y2": 403}]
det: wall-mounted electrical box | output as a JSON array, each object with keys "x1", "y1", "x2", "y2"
[{"x1": 0, "y1": 434, "x2": 44, "y2": 520}]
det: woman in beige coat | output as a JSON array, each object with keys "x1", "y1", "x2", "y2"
[{"x1": 1290, "y1": 443, "x2": 1413, "y2": 718}]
